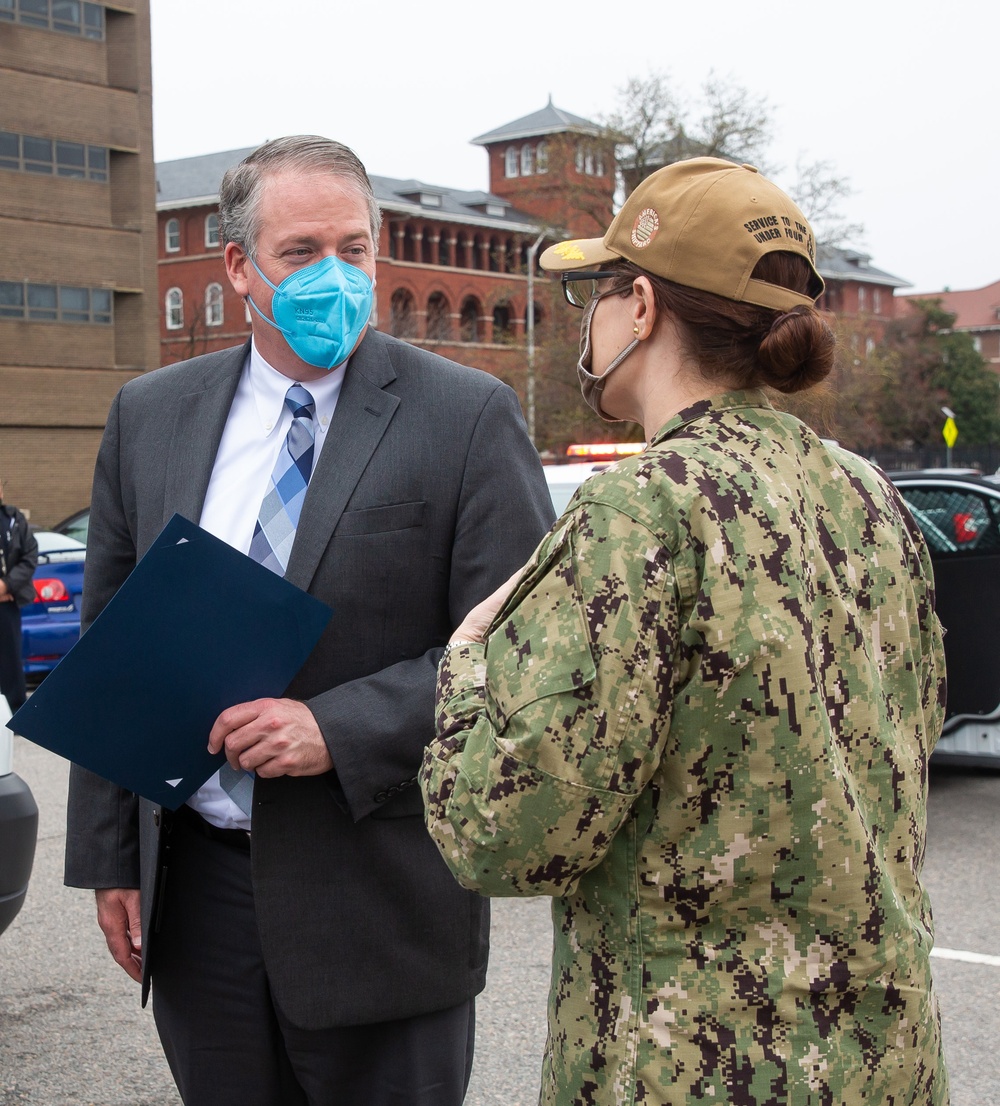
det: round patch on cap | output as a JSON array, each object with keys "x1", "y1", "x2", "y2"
[{"x1": 630, "y1": 208, "x2": 660, "y2": 249}]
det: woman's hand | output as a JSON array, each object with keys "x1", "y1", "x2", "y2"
[{"x1": 450, "y1": 568, "x2": 524, "y2": 644}]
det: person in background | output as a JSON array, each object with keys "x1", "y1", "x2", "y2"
[
  {"x1": 0, "y1": 479, "x2": 37, "y2": 716},
  {"x1": 421, "y1": 158, "x2": 949, "y2": 1105},
  {"x1": 65, "y1": 135, "x2": 554, "y2": 1106}
]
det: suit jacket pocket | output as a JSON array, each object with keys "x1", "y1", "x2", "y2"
[{"x1": 336, "y1": 500, "x2": 426, "y2": 537}]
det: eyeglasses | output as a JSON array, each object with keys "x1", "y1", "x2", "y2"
[{"x1": 560, "y1": 270, "x2": 620, "y2": 309}]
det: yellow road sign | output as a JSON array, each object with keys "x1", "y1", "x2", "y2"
[{"x1": 943, "y1": 417, "x2": 958, "y2": 449}]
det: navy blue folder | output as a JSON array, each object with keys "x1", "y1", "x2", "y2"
[{"x1": 9, "y1": 514, "x2": 332, "y2": 808}]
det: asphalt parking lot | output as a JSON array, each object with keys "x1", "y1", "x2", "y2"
[{"x1": 1, "y1": 739, "x2": 996, "y2": 1105}]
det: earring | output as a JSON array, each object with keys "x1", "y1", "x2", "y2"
[{"x1": 633, "y1": 325, "x2": 640, "y2": 336}]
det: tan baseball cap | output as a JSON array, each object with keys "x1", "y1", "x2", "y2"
[{"x1": 540, "y1": 157, "x2": 824, "y2": 311}]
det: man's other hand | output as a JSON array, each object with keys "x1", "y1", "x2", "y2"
[
  {"x1": 208, "y1": 698, "x2": 334, "y2": 777},
  {"x1": 96, "y1": 887, "x2": 142, "y2": 982}
]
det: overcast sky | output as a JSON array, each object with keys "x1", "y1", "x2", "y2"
[{"x1": 149, "y1": 0, "x2": 998, "y2": 295}]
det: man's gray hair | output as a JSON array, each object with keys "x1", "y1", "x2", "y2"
[{"x1": 218, "y1": 135, "x2": 382, "y2": 259}]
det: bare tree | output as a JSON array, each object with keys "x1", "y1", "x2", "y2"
[
  {"x1": 604, "y1": 71, "x2": 774, "y2": 193},
  {"x1": 789, "y1": 157, "x2": 865, "y2": 248},
  {"x1": 603, "y1": 70, "x2": 862, "y2": 249}
]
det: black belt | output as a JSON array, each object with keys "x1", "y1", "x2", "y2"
[{"x1": 174, "y1": 803, "x2": 251, "y2": 851}]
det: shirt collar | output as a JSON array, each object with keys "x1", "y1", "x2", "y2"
[
  {"x1": 248, "y1": 338, "x2": 347, "y2": 437},
  {"x1": 648, "y1": 388, "x2": 774, "y2": 448}
]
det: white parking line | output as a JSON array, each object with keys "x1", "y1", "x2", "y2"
[{"x1": 932, "y1": 947, "x2": 1000, "y2": 968}]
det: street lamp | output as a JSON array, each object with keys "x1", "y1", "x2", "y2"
[{"x1": 525, "y1": 229, "x2": 548, "y2": 447}]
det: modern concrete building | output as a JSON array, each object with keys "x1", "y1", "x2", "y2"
[{"x1": 0, "y1": 0, "x2": 157, "y2": 525}]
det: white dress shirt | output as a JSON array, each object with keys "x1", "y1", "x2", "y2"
[{"x1": 187, "y1": 340, "x2": 346, "y2": 829}]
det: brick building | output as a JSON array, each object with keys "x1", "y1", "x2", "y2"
[
  {"x1": 814, "y1": 245, "x2": 909, "y2": 356},
  {"x1": 156, "y1": 101, "x2": 615, "y2": 416},
  {"x1": 897, "y1": 278, "x2": 1000, "y2": 375},
  {"x1": 0, "y1": 0, "x2": 157, "y2": 525}
]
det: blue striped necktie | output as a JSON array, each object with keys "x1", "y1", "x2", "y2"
[{"x1": 219, "y1": 383, "x2": 316, "y2": 815}]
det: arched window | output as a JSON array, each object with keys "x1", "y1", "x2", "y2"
[
  {"x1": 504, "y1": 146, "x2": 519, "y2": 178},
  {"x1": 205, "y1": 282, "x2": 224, "y2": 326},
  {"x1": 426, "y1": 293, "x2": 450, "y2": 340},
  {"x1": 595, "y1": 151, "x2": 605, "y2": 176},
  {"x1": 492, "y1": 303, "x2": 512, "y2": 342},
  {"x1": 460, "y1": 296, "x2": 481, "y2": 342},
  {"x1": 390, "y1": 289, "x2": 416, "y2": 338},
  {"x1": 521, "y1": 144, "x2": 533, "y2": 175},
  {"x1": 536, "y1": 141, "x2": 549, "y2": 174},
  {"x1": 575, "y1": 145, "x2": 585, "y2": 173},
  {"x1": 165, "y1": 218, "x2": 180, "y2": 253},
  {"x1": 165, "y1": 287, "x2": 183, "y2": 329},
  {"x1": 204, "y1": 213, "x2": 220, "y2": 248}
]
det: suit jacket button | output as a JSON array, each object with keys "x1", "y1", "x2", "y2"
[
  {"x1": 374, "y1": 791, "x2": 387, "y2": 803},
  {"x1": 153, "y1": 811, "x2": 160, "y2": 827}
]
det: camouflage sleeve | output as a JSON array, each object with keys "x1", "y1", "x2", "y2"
[{"x1": 421, "y1": 502, "x2": 678, "y2": 897}]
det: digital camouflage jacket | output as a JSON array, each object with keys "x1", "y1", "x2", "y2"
[{"x1": 421, "y1": 390, "x2": 949, "y2": 1106}]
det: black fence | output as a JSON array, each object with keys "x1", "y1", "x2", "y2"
[{"x1": 859, "y1": 446, "x2": 1000, "y2": 475}]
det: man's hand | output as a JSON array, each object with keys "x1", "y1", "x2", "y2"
[
  {"x1": 0, "y1": 579, "x2": 11, "y2": 602},
  {"x1": 96, "y1": 888, "x2": 142, "y2": 983},
  {"x1": 208, "y1": 698, "x2": 333, "y2": 777}
]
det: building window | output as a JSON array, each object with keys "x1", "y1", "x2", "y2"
[
  {"x1": 425, "y1": 293, "x2": 450, "y2": 341},
  {"x1": 492, "y1": 303, "x2": 512, "y2": 342},
  {"x1": 204, "y1": 213, "x2": 220, "y2": 248},
  {"x1": 858, "y1": 285, "x2": 867, "y2": 311},
  {"x1": 504, "y1": 146, "x2": 519, "y2": 178},
  {"x1": 521, "y1": 144, "x2": 533, "y2": 176},
  {"x1": 0, "y1": 130, "x2": 109, "y2": 181},
  {"x1": 0, "y1": 0, "x2": 105, "y2": 38},
  {"x1": 536, "y1": 141, "x2": 549, "y2": 174},
  {"x1": 389, "y1": 289, "x2": 416, "y2": 338},
  {"x1": 165, "y1": 218, "x2": 180, "y2": 253},
  {"x1": 460, "y1": 296, "x2": 481, "y2": 342},
  {"x1": 205, "y1": 283, "x2": 223, "y2": 327},
  {"x1": 165, "y1": 287, "x2": 183, "y2": 330},
  {"x1": 0, "y1": 280, "x2": 112, "y2": 324},
  {"x1": 872, "y1": 288, "x2": 882, "y2": 314}
]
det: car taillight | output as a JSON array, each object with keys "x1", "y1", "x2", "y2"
[{"x1": 33, "y1": 578, "x2": 71, "y2": 603}]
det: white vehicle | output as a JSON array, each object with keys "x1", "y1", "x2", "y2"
[
  {"x1": 0, "y1": 696, "x2": 38, "y2": 936},
  {"x1": 543, "y1": 460, "x2": 620, "y2": 515}
]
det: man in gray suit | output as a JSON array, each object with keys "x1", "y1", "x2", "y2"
[{"x1": 64, "y1": 136, "x2": 554, "y2": 1105}]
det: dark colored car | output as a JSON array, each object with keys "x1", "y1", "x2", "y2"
[
  {"x1": 889, "y1": 470, "x2": 1000, "y2": 767},
  {"x1": 21, "y1": 530, "x2": 85, "y2": 678}
]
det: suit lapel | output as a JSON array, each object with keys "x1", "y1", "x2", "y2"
[
  {"x1": 285, "y1": 330, "x2": 400, "y2": 592},
  {"x1": 163, "y1": 343, "x2": 248, "y2": 529}
]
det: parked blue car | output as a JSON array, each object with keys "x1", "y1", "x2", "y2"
[{"x1": 21, "y1": 530, "x2": 85, "y2": 678}]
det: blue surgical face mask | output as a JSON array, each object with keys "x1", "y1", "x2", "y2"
[{"x1": 247, "y1": 255, "x2": 374, "y2": 370}]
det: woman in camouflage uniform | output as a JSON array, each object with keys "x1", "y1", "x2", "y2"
[{"x1": 421, "y1": 159, "x2": 949, "y2": 1106}]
